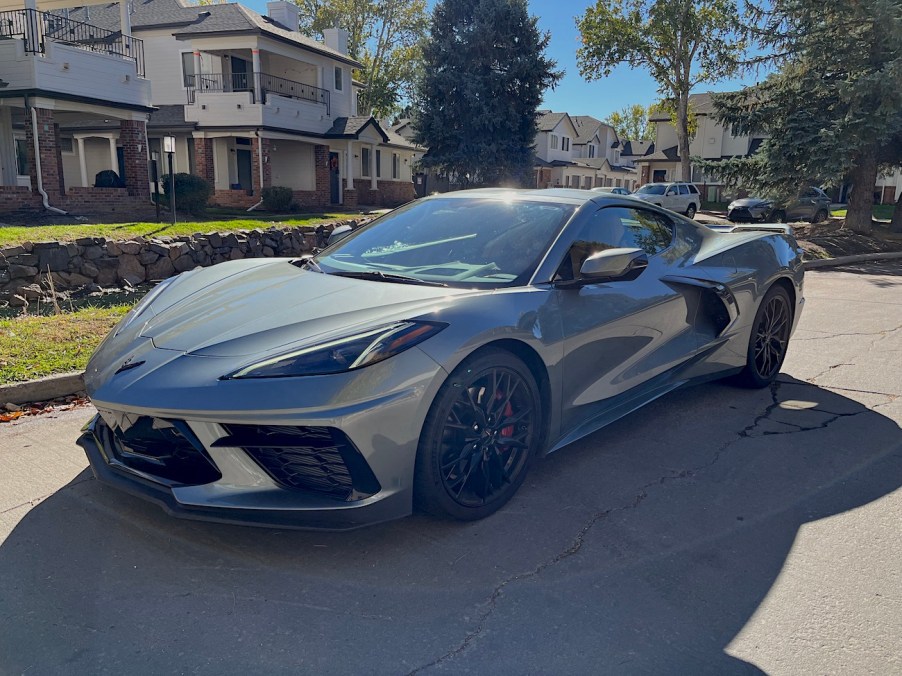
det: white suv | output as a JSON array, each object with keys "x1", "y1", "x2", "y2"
[{"x1": 632, "y1": 182, "x2": 701, "y2": 219}]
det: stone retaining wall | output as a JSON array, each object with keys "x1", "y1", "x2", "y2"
[{"x1": 0, "y1": 220, "x2": 362, "y2": 307}]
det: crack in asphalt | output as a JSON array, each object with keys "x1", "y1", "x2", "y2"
[
  {"x1": 408, "y1": 380, "x2": 868, "y2": 674},
  {"x1": 793, "y1": 322, "x2": 902, "y2": 341}
]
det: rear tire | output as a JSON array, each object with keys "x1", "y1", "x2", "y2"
[
  {"x1": 686, "y1": 203, "x2": 697, "y2": 219},
  {"x1": 413, "y1": 349, "x2": 543, "y2": 520},
  {"x1": 812, "y1": 208, "x2": 828, "y2": 224},
  {"x1": 734, "y1": 285, "x2": 793, "y2": 389},
  {"x1": 771, "y1": 210, "x2": 786, "y2": 223}
]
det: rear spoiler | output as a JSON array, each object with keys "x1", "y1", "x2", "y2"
[{"x1": 706, "y1": 223, "x2": 793, "y2": 235}]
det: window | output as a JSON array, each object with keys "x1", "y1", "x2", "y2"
[
  {"x1": 392, "y1": 153, "x2": 400, "y2": 179},
  {"x1": 15, "y1": 138, "x2": 30, "y2": 176},
  {"x1": 376, "y1": 149, "x2": 381, "y2": 178},
  {"x1": 550, "y1": 135, "x2": 559, "y2": 150},
  {"x1": 652, "y1": 169, "x2": 667, "y2": 182},
  {"x1": 181, "y1": 52, "x2": 195, "y2": 87},
  {"x1": 562, "y1": 137, "x2": 570, "y2": 152},
  {"x1": 678, "y1": 184, "x2": 689, "y2": 195},
  {"x1": 687, "y1": 184, "x2": 699, "y2": 194},
  {"x1": 60, "y1": 137, "x2": 74, "y2": 154},
  {"x1": 555, "y1": 207, "x2": 673, "y2": 281},
  {"x1": 361, "y1": 147, "x2": 370, "y2": 177},
  {"x1": 588, "y1": 145, "x2": 595, "y2": 158},
  {"x1": 334, "y1": 66, "x2": 343, "y2": 91}
]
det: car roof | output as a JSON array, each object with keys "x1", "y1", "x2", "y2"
[{"x1": 423, "y1": 187, "x2": 611, "y2": 206}]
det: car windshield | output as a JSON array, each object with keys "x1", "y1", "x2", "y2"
[
  {"x1": 635, "y1": 184, "x2": 666, "y2": 195},
  {"x1": 315, "y1": 197, "x2": 575, "y2": 288}
]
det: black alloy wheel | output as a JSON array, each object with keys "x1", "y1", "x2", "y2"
[
  {"x1": 735, "y1": 285, "x2": 793, "y2": 388},
  {"x1": 686, "y1": 203, "x2": 697, "y2": 219},
  {"x1": 414, "y1": 349, "x2": 542, "y2": 520}
]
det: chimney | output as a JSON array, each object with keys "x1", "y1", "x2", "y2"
[
  {"x1": 322, "y1": 27, "x2": 349, "y2": 55},
  {"x1": 267, "y1": 1, "x2": 299, "y2": 32}
]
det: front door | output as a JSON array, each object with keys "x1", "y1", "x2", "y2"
[
  {"x1": 236, "y1": 149, "x2": 252, "y2": 191},
  {"x1": 554, "y1": 205, "x2": 697, "y2": 432},
  {"x1": 329, "y1": 152, "x2": 340, "y2": 204},
  {"x1": 230, "y1": 56, "x2": 250, "y2": 93}
]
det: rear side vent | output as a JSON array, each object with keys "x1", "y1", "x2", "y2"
[{"x1": 214, "y1": 425, "x2": 380, "y2": 501}]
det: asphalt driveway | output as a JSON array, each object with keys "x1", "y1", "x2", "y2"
[{"x1": 1, "y1": 263, "x2": 901, "y2": 674}]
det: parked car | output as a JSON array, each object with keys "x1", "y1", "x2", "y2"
[
  {"x1": 727, "y1": 187, "x2": 831, "y2": 223},
  {"x1": 632, "y1": 182, "x2": 701, "y2": 218},
  {"x1": 591, "y1": 186, "x2": 631, "y2": 195},
  {"x1": 79, "y1": 188, "x2": 804, "y2": 529}
]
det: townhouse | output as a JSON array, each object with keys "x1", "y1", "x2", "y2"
[
  {"x1": 533, "y1": 111, "x2": 639, "y2": 191},
  {"x1": 0, "y1": 0, "x2": 419, "y2": 216}
]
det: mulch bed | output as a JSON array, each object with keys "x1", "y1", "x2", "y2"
[{"x1": 793, "y1": 219, "x2": 902, "y2": 260}]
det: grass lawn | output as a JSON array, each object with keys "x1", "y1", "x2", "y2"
[
  {"x1": 0, "y1": 304, "x2": 132, "y2": 385},
  {"x1": 830, "y1": 204, "x2": 895, "y2": 221},
  {"x1": 0, "y1": 212, "x2": 361, "y2": 248}
]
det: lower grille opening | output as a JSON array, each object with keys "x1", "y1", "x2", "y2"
[
  {"x1": 96, "y1": 415, "x2": 222, "y2": 486},
  {"x1": 215, "y1": 425, "x2": 381, "y2": 501}
]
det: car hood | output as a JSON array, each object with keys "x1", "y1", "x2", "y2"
[
  {"x1": 730, "y1": 197, "x2": 771, "y2": 208},
  {"x1": 137, "y1": 259, "x2": 476, "y2": 357}
]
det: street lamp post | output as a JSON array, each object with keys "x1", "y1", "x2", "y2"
[{"x1": 163, "y1": 135, "x2": 176, "y2": 226}]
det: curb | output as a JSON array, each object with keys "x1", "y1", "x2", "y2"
[
  {"x1": 0, "y1": 371, "x2": 84, "y2": 406},
  {"x1": 803, "y1": 250, "x2": 902, "y2": 270}
]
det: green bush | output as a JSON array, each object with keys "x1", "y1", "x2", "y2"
[
  {"x1": 261, "y1": 186, "x2": 294, "y2": 212},
  {"x1": 161, "y1": 173, "x2": 212, "y2": 216}
]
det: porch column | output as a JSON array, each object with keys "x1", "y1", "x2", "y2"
[
  {"x1": 108, "y1": 137, "x2": 118, "y2": 175},
  {"x1": 251, "y1": 136, "x2": 271, "y2": 195},
  {"x1": 119, "y1": 0, "x2": 132, "y2": 54},
  {"x1": 119, "y1": 119, "x2": 150, "y2": 198},
  {"x1": 193, "y1": 50, "x2": 202, "y2": 86},
  {"x1": 193, "y1": 137, "x2": 215, "y2": 184},
  {"x1": 370, "y1": 144, "x2": 377, "y2": 191},
  {"x1": 251, "y1": 49, "x2": 262, "y2": 103},
  {"x1": 314, "y1": 144, "x2": 330, "y2": 206},
  {"x1": 0, "y1": 108, "x2": 17, "y2": 187},
  {"x1": 345, "y1": 140, "x2": 354, "y2": 190},
  {"x1": 76, "y1": 137, "x2": 88, "y2": 187},
  {"x1": 23, "y1": 0, "x2": 42, "y2": 54},
  {"x1": 24, "y1": 108, "x2": 64, "y2": 199}
]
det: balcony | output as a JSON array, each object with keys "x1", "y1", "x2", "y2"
[
  {"x1": 0, "y1": 8, "x2": 144, "y2": 74},
  {"x1": 0, "y1": 8, "x2": 149, "y2": 108},
  {"x1": 186, "y1": 72, "x2": 330, "y2": 115}
]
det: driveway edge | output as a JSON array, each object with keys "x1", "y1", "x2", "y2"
[
  {"x1": 803, "y1": 251, "x2": 902, "y2": 270},
  {"x1": 0, "y1": 372, "x2": 84, "y2": 406}
]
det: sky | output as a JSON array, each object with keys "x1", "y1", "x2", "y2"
[{"x1": 242, "y1": 0, "x2": 768, "y2": 122}]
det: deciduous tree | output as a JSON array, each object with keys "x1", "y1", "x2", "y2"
[
  {"x1": 577, "y1": 0, "x2": 744, "y2": 181},
  {"x1": 414, "y1": 0, "x2": 561, "y2": 187},
  {"x1": 605, "y1": 104, "x2": 652, "y2": 141},
  {"x1": 296, "y1": 0, "x2": 428, "y2": 118}
]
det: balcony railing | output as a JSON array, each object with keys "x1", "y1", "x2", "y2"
[
  {"x1": 186, "y1": 72, "x2": 330, "y2": 115},
  {"x1": 0, "y1": 8, "x2": 144, "y2": 76}
]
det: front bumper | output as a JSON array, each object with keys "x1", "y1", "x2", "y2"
[{"x1": 78, "y1": 413, "x2": 411, "y2": 530}]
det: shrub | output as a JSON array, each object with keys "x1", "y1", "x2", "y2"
[
  {"x1": 161, "y1": 173, "x2": 212, "y2": 216},
  {"x1": 94, "y1": 170, "x2": 125, "y2": 188},
  {"x1": 261, "y1": 186, "x2": 294, "y2": 212}
]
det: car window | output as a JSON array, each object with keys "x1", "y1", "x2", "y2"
[
  {"x1": 678, "y1": 185, "x2": 689, "y2": 195},
  {"x1": 635, "y1": 184, "x2": 666, "y2": 195},
  {"x1": 555, "y1": 207, "x2": 674, "y2": 281},
  {"x1": 687, "y1": 184, "x2": 699, "y2": 195},
  {"x1": 317, "y1": 197, "x2": 575, "y2": 288},
  {"x1": 802, "y1": 188, "x2": 818, "y2": 198}
]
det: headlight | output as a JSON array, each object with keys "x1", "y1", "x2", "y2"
[
  {"x1": 115, "y1": 274, "x2": 181, "y2": 335},
  {"x1": 225, "y1": 321, "x2": 447, "y2": 379}
]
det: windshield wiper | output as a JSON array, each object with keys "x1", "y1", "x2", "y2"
[
  {"x1": 330, "y1": 270, "x2": 447, "y2": 287},
  {"x1": 290, "y1": 256, "x2": 324, "y2": 273}
]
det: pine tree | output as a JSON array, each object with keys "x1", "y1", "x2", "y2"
[
  {"x1": 705, "y1": 0, "x2": 902, "y2": 234},
  {"x1": 413, "y1": 0, "x2": 561, "y2": 187}
]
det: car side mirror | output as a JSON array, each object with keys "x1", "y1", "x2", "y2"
[{"x1": 560, "y1": 248, "x2": 649, "y2": 287}]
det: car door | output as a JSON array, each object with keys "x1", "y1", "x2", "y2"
[
  {"x1": 791, "y1": 188, "x2": 818, "y2": 220},
  {"x1": 662, "y1": 184, "x2": 679, "y2": 211},
  {"x1": 553, "y1": 206, "x2": 700, "y2": 432}
]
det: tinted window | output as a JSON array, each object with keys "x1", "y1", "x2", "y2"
[
  {"x1": 679, "y1": 184, "x2": 689, "y2": 195},
  {"x1": 687, "y1": 184, "x2": 699, "y2": 194},
  {"x1": 555, "y1": 207, "x2": 673, "y2": 281},
  {"x1": 636, "y1": 184, "x2": 666, "y2": 195}
]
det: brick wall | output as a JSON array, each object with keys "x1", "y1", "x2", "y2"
[
  {"x1": 194, "y1": 138, "x2": 215, "y2": 185},
  {"x1": 314, "y1": 145, "x2": 331, "y2": 206},
  {"x1": 64, "y1": 187, "x2": 155, "y2": 216},
  {"x1": 351, "y1": 179, "x2": 415, "y2": 207},
  {"x1": 210, "y1": 189, "x2": 257, "y2": 209},
  {"x1": 342, "y1": 188, "x2": 358, "y2": 209},
  {"x1": 251, "y1": 137, "x2": 272, "y2": 195},
  {"x1": 0, "y1": 186, "x2": 42, "y2": 213},
  {"x1": 119, "y1": 120, "x2": 150, "y2": 199},
  {"x1": 24, "y1": 108, "x2": 65, "y2": 201}
]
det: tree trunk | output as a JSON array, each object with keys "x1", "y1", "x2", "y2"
[
  {"x1": 890, "y1": 191, "x2": 902, "y2": 233},
  {"x1": 677, "y1": 90, "x2": 691, "y2": 182},
  {"x1": 844, "y1": 153, "x2": 877, "y2": 235}
]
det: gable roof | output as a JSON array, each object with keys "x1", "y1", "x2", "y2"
[
  {"x1": 571, "y1": 115, "x2": 608, "y2": 145},
  {"x1": 621, "y1": 140, "x2": 655, "y2": 157},
  {"x1": 649, "y1": 92, "x2": 718, "y2": 122},
  {"x1": 537, "y1": 111, "x2": 567, "y2": 132},
  {"x1": 63, "y1": 0, "x2": 362, "y2": 68}
]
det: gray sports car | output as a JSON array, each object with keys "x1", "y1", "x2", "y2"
[{"x1": 79, "y1": 189, "x2": 804, "y2": 529}]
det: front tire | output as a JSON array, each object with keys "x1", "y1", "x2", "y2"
[
  {"x1": 686, "y1": 203, "x2": 697, "y2": 219},
  {"x1": 812, "y1": 208, "x2": 828, "y2": 224},
  {"x1": 413, "y1": 349, "x2": 542, "y2": 520},
  {"x1": 734, "y1": 285, "x2": 793, "y2": 388}
]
